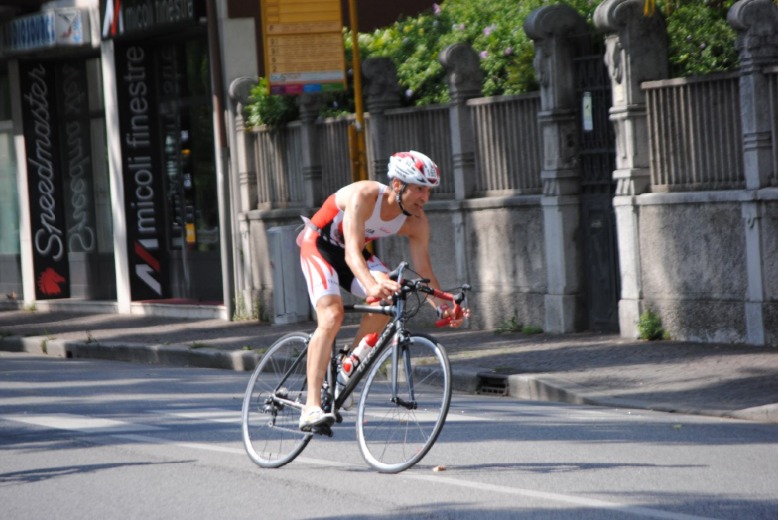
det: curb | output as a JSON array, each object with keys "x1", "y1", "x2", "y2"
[
  {"x1": 0, "y1": 336, "x2": 263, "y2": 372},
  {"x1": 3, "y1": 336, "x2": 776, "y2": 424}
]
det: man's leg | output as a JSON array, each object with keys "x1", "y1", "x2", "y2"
[{"x1": 305, "y1": 294, "x2": 344, "y2": 411}]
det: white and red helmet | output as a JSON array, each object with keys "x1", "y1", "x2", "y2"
[{"x1": 387, "y1": 150, "x2": 440, "y2": 188}]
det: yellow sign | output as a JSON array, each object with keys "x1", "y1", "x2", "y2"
[{"x1": 261, "y1": 0, "x2": 346, "y2": 95}]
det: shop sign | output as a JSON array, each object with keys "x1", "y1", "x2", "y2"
[
  {"x1": 101, "y1": 0, "x2": 204, "y2": 39},
  {"x1": 19, "y1": 61, "x2": 71, "y2": 300},
  {"x1": 115, "y1": 43, "x2": 168, "y2": 300},
  {"x1": 1, "y1": 8, "x2": 90, "y2": 55}
]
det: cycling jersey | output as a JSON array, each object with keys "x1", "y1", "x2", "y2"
[
  {"x1": 300, "y1": 183, "x2": 405, "y2": 304},
  {"x1": 312, "y1": 183, "x2": 406, "y2": 247}
]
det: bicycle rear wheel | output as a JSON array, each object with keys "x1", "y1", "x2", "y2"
[
  {"x1": 356, "y1": 333, "x2": 452, "y2": 473},
  {"x1": 242, "y1": 332, "x2": 312, "y2": 468}
]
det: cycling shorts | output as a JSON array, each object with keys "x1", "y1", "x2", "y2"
[{"x1": 299, "y1": 227, "x2": 389, "y2": 306}]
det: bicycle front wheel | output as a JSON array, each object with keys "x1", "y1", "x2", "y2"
[
  {"x1": 356, "y1": 333, "x2": 452, "y2": 473},
  {"x1": 242, "y1": 332, "x2": 312, "y2": 468}
]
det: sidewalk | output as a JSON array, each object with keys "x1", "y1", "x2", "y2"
[{"x1": 1, "y1": 308, "x2": 777, "y2": 424}]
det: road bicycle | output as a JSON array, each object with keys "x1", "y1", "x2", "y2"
[{"x1": 241, "y1": 261, "x2": 469, "y2": 473}]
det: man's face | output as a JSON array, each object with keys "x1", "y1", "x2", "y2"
[{"x1": 397, "y1": 181, "x2": 432, "y2": 215}]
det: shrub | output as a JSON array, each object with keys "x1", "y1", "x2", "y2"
[
  {"x1": 666, "y1": 0, "x2": 739, "y2": 76},
  {"x1": 638, "y1": 310, "x2": 668, "y2": 341},
  {"x1": 245, "y1": 78, "x2": 299, "y2": 130}
]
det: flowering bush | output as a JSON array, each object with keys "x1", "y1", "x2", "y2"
[
  {"x1": 351, "y1": 0, "x2": 739, "y2": 106},
  {"x1": 247, "y1": 0, "x2": 741, "y2": 124},
  {"x1": 350, "y1": 0, "x2": 547, "y2": 105}
]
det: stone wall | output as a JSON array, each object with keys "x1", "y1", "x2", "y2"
[{"x1": 229, "y1": 0, "x2": 778, "y2": 346}]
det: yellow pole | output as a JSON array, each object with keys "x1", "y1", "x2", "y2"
[{"x1": 348, "y1": 0, "x2": 367, "y2": 182}]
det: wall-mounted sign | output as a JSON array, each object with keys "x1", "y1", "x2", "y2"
[
  {"x1": 1, "y1": 8, "x2": 91, "y2": 55},
  {"x1": 261, "y1": 0, "x2": 346, "y2": 95},
  {"x1": 20, "y1": 61, "x2": 71, "y2": 299},
  {"x1": 100, "y1": 0, "x2": 204, "y2": 39},
  {"x1": 115, "y1": 42, "x2": 169, "y2": 300},
  {"x1": 582, "y1": 91, "x2": 593, "y2": 132}
]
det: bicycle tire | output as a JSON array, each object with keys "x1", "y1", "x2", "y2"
[
  {"x1": 356, "y1": 333, "x2": 452, "y2": 473},
  {"x1": 242, "y1": 332, "x2": 312, "y2": 468}
]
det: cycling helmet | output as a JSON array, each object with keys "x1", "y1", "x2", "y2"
[{"x1": 387, "y1": 150, "x2": 440, "y2": 188}]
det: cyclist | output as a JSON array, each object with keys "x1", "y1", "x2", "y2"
[{"x1": 297, "y1": 150, "x2": 465, "y2": 431}]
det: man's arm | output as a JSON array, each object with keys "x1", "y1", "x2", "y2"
[{"x1": 407, "y1": 213, "x2": 465, "y2": 326}]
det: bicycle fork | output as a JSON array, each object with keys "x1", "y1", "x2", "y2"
[{"x1": 390, "y1": 331, "x2": 418, "y2": 410}]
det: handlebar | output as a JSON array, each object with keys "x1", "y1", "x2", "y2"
[{"x1": 364, "y1": 262, "x2": 470, "y2": 328}]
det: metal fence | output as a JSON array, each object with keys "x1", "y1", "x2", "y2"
[
  {"x1": 248, "y1": 95, "x2": 545, "y2": 206},
  {"x1": 252, "y1": 122, "x2": 304, "y2": 209},
  {"x1": 469, "y1": 93, "x2": 542, "y2": 196},
  {"x1": 249, "y1": 68, "x2": 759, "y2": 204},
  {"x1": 644, "y1": 72, "x2": 744, "y2": 192},
  {"x1": 318, "y1": 115, "x2": 354, "y2": 196}
]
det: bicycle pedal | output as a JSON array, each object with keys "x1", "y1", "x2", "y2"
[{"x1": 311, "y1": 424, "x2": 334, "y2": 437}]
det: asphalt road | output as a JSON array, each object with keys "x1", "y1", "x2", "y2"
[{"x1": 2, "y1": 352, "x2": 777, "y2": 519}]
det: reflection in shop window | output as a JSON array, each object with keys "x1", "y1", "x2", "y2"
[{"x1": 158, "y1": 39, "x2": 218, "y2": 253}]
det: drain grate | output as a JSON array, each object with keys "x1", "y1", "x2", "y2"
[{"x1": 477, "y1": 373, "x2": 508, "y2": 396}]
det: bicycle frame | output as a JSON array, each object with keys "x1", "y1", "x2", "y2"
[
  {"x1": 328, "y1": 262, "x2": 425, "y2": 414},
  {"x1": 267, "y1": 263, "x2": 420, "y2": 419}
]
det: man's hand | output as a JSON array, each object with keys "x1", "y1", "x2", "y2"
[
  {"x1": 366, "y1": 278, "x2": 401, "y2": 302},
  {"x1": 436, "y1": 303, "x2": 470, "y2": 328}
]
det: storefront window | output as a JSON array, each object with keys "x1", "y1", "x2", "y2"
[
  {"x1": 156, "y1": 36, "x2": 221, "y2": 301},
  {"x1": 0, "y1": 67, "x2": 22, "y2": 296},
  {"x1": 0, "y1": 128, "x2": 18, "y2": 257}
]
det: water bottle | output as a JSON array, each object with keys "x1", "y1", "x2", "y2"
[{"x1": 338, "y1": 332, "x2": 379, "y2": 384}]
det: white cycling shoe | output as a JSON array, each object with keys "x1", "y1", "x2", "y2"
[{"x1": 299, "y1": 406, "x2": 336, "y2": 432}]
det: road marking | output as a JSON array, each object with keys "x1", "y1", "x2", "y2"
[
  {"x1": 115, "y1": 433, "x2": 246, "y2": 455},
  {"x1": 4, "y1": 411, "x2": 717, "y2": 519},
  {"x1": 405, "y1": 474, "x2": 717, "y2": 520},
  {"x1": 156, "y1": 407, "x2": 483, "y2": 424},
  {"x1": 4, "y1": 414, "x2": 164, "y2": 433},
  {"x1": 152, "y1": 408, "x2": 241, "y2": 424}
]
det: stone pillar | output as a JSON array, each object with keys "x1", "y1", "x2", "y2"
[
  {"x1": 594, "y1": 0, "x2": 668, "y2": 338},
  {"x1": 362, "y1": 58, "x2": 401, "y2": 180},
  {"x1": 297, "y1": 94, "x2": 323, "y2": 208},
  {"x1": 228, "y1": 76, "x2": 258, "y2": 317},
  {"x1": 729, "y1": 0, "x2": 778, "y2": 190},
  {"x1": 525, "y1": 4, "x2": 589, "y2": 333},
  {"x1": 229, "y1": 77, "x2": 258, "y2": 213},
  {"x1": 439, "y1": 43, "x2": 482, "y2": 200},
  {"x1": 728, "y1": 0, "x2": 778, "y2": 345}
]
